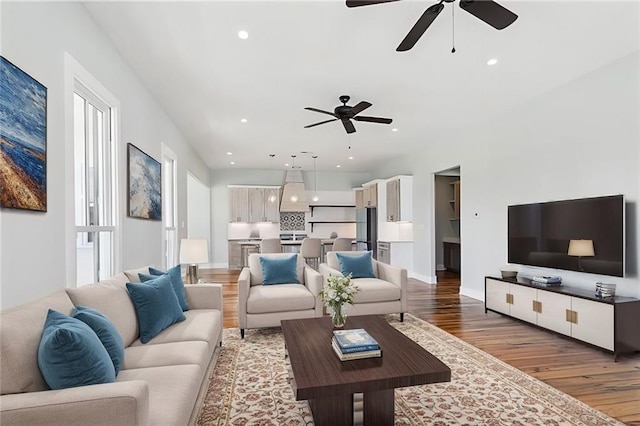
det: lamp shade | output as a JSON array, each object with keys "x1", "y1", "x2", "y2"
[
  {"x1": 568, "y1": 239, "x2": 595, "y2": 257},
  {"x1": 179, "y1": 239, "x2": 209, "y2": 264}
]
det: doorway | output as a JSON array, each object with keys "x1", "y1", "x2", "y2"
[{"x1": 433, "y1": 167, "x2": 461, "y2": 282}]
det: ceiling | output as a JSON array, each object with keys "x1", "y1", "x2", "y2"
[{"x1": 83, "y1": 1, "x2": 639, "y2": 172}]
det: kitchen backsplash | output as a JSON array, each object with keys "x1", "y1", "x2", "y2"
[{"x1": 280, "y1": 212, "x2": 306, "y2": 231}]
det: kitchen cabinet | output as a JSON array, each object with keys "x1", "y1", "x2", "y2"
[
  {"x1": 229, "y1": 186, "x2": 280, "y2": 223},
  {"x1": 449, "y1": 180, "x2": 460, "y2": 220},
  {"x1": 443, "y1": 242, "x2": 460, "y2": 273},
  {"x1": 354, "y1": 188, "x2": 364, "y2": 209},
  {"x1": 362, "y1": 183, "x2": 377, "y2": 208},
  {"x1": 228, "y1": 241, "x2": 242, "y2": 269},
  {"x1": 386, "y1": 176, "x2": 413, "y2": 222},
  {"x1": 485, "y1": 277, "x2": 640, "y2": 358},
  {"x1": 229, "y1": 187, "x2": 249, "y2": 222}
]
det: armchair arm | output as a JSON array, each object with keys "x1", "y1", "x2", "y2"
[
  {"x1": 319, "y1": 263, "x2": 344, "y2": 279},
  {"x1": 0, "y1": 380, "x2": 149, "y2": 426},
  {"x1": 303, "y1": 266, "x2": 324, "y2": 317},
  {"x1": 375, "y1": 261, "x2": 408, "y2": 312},
  {"x1": 184, "y1": 283, "x2": 223, "y2": 311},
  {"x1": 237, "y1": 267, "x2": 251, "y2": 329}
]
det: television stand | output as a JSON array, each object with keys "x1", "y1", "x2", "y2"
[{"x1": 485, "y1": 276, "x2": 640, "y2": 361}]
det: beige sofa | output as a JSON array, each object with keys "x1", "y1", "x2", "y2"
[
  {"x1": 0, "y1": 267, "x2": 223, "y2": 425},
  {"x1": 238, "y1": 253, "x2": 323, "y2": 338},
  {"x1": 320, "y1": 251, "x2": 407, "y2": 321}
]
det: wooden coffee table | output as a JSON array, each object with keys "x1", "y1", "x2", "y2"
[{"x1": 281, "y1": 315, "x2": 451, "y2": 426}]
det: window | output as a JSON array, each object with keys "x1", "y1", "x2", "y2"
[
  {"x1": 162, "y1": 145, "x2": 178, "y2": 268},
  {"x1": 74, "y1": 84, "x2": 116, "y2": 285}
]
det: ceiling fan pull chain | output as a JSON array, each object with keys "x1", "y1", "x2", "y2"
[{"x1": 451, "y1": 3, "x2": 456, "y2": 53}]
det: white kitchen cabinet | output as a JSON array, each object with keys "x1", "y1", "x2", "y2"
[
  {"x1": 229, "y1": 187, "x2": 249, "y2": 222},
  {"x1": 229, "y1": 186, "x2": 280, "y2": 223},
  {"x1": 485, "y1": 277, "x2": 639, "y2": 358},
  {"x1": 385, "y1": 176, "x2": 412, "y2": 222}
]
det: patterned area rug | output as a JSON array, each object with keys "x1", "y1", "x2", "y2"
[{"x1": 196, "y1": 314, "x2": 621, "y2": 425}]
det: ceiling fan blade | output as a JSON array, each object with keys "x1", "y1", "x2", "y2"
[
  {"x1": 341, "y1": 118, "x2": 356, "y2": 134},
  {"x1": 304, "y1": 118, "x2": 338, "y2": 129},
  {"x1": 353, "y1": 115, "x2": 393, "y2": 124},
  {"x1": 349, "y1": 101, "x2": 372, "y2": 116},
  {"x1": 459, "y1": 0, "x2": 518, "y2": 30},
  {"x1": 396, "y1": 3, "x2": 444, "y2": 52},
  {"x1": 304, "y1": 107, "x2": 337, "y2": 117},
  {"x1": 346, "y1": 0, "x2": 401, "y2": 8}
]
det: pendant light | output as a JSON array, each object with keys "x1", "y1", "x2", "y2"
[{"x1": 312, "y1": 155, "x2": 319, "y2": 203}]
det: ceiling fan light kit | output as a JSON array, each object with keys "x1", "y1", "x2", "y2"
[
  {"x1": 304, "y1": 95, "x2": 392, "y2": 134},
  {"x1": 346, "y1": 0, "x2": 518, "y2": 52}
]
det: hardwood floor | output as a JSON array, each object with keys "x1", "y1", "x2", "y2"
[{"x1": 200, "y1": 268, "x2": 640, "y2": 424}]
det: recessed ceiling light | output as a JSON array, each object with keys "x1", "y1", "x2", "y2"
[
  {"x1": 392, "y1": 128, "x2": 398, "y2": 132},
  {"x1": 348, "y1": 156, "x2": 354, "y2": 160},
  {"x1": 284, "y1": 163, "x2": 290, "y2": 167},
  {"x1": 238, "y1": 30, "x2": 249, "y2": 40},
  {"x1": 240, "y1": 118, "x2": 247, "y2": 123},
  {"x1": 230, "y1": 161, "x2": 235, "y2": 165},
  {"x1": 336, "y1": 165, "x2": 341, "y2": 168},
  {"x1": 226, "y1": 152, "x2": 232, "y2": 156},
  {"x1": 487, "y1": 58, "x2": 498, "y2": 66}
]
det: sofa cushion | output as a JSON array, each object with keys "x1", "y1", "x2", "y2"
[
  {"x1": 260, "y1": 254, "x2": 299, "y2": 285},
  {"x1": 73, "y1": 306, "x2": 125, "y2": 374},
  {"x1": 327, "y1": 251, "x2": 378, "y2": 278},
  {"x1": 116, "y1": 364, "x2": 201, "y2": 426},
  {"x1": 249, "y1": 253, "x2": 305, "y2": 286},
  {"x1": 247, "y1": 284, "x2": 315, "y2": 314},
  {"x1": 123, "y1": 266, "x2": 151, "y2": 283},
  {"x1": 352, "y1": 278, "x2": 401, "y2": 304},
  {"x1": 126, "y1": 275, "x2": 186, "y2": 344},
  {"x1": 0, "y1": 290, "x2": 75, "y2": 395},
  {"x1": 66, "y1": 276, "x2": 140, "y2": 347},
  {"x1": 336, "y1": 251, "x2": 376, "y2": 278},
  {"x1": 142, "y1": 265, "x2": 189, "y2": 311},
  {"x1": 38, "y1": 309, "x2": 116, "y2": 390},
  {"x1": 129, "y1": 310, "x2": 221, "y2": 351},
  {"x1": 123, "y1": 341, "x2": 211, "y2": 371}
]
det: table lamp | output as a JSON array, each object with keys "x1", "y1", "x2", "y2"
[
  {"x1": 568, "y1": 239, "x2": 594, "y2": 272},
  {"x1": 179, "y1": 239, "x2": 209, "y2": 284}
]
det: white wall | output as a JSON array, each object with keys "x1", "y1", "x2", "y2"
[
  {"x1": 187, "y1": 173, "x2": 211, "y2": 261},
  {"x1": 210, "y1": 169, "x2": 371, "y2": 266},
  {"x1": 0, "y1": 3, "x2": 209, "y2": 309},
  {"x1": 373, "y1": 52, "x2": 640, "y2": 299}
]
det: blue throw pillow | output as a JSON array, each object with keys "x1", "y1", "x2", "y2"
[
  {"x1": 38, "y1": 309, "x2": 115, "y2": 390},
  {"x1": 336, "y1": 251, "x2": 375, "y2": 278},
  {"x1": 260, "y1": 255, "x2": 299, "y2": 285},
  {"x1": 72, "y1": 306, "x2": 125, "y2": 374},
  {"x1": 126, "y1": 274, "x2": 186, "y2": 344},
  {"x1": 147, "y1": 266, "x2": 189, "y2": 311}
]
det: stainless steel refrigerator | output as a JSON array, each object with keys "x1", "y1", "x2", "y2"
[{"x1": 356, "y1": 208, "x2": 377, "y2": 259}]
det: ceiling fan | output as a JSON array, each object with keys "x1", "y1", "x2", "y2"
[
  {"x1": 304, "y1": 95, "x2": 392, "y2": 134},
  {"x1": 346, "y1": 0, "x2": 518, "y2": 52}
]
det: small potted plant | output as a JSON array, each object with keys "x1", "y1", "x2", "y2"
[{"x1": 319, "y1": 274, "x2": 359, "y2": 329}]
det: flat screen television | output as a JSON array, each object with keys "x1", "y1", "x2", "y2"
[{"x1": 508, "y1": 195, "x2": 624, "y2": 277}]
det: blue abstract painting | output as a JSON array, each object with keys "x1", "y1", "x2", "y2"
[
  {"x1": 0, "y1": 57, "x2": 47, "y2": 211},
  {"x1": 127, "y1": 143, "x2": 161, "y2": 220}
]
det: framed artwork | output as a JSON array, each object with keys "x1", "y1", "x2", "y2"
[
  {"x1": 127, "y1": 143, "x2": 162, "y2": 220},
  {"x1": 0, "y1": 56, "x2": 47, "y2": 212}
]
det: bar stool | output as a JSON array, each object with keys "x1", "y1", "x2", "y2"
[
  {"x1": 332, "y1": 237, "x2": 352, "y2": 252},
  {"x1": 260, "y1": 238, "x2": 282, "y2": 253},
  {"x1": 300, "y1": 238, "x2": 322, "y2": 270}
]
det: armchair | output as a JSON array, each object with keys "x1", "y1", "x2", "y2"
[
  {"x1": 238, "y1": 253, "x2": 323, "y2": 338},
  {"x1": 319, "y1": 251, "x2": 407, "y2": 321}
]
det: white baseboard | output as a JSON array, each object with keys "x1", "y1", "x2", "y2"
[
  {"x1": 460, "y1": 286, "x2": 484, "y2": 302},
  {"x1": 410, "y1": 272, "x2": 437, "y2": 284},
  {"x1": 212, "y1": 262, "x2": 228, "y2": 268}
]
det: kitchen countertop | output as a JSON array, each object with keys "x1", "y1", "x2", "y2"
[{"x1": 443, "y1": 237, "x2": 460, "y2": 244}]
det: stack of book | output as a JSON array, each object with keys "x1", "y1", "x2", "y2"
[
  {"x1": 531, "y1": 276, "x2": 562, "y2": 286},
  {"x1": 331, "y1": 328, "x2": 382, "y2": 361}
]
